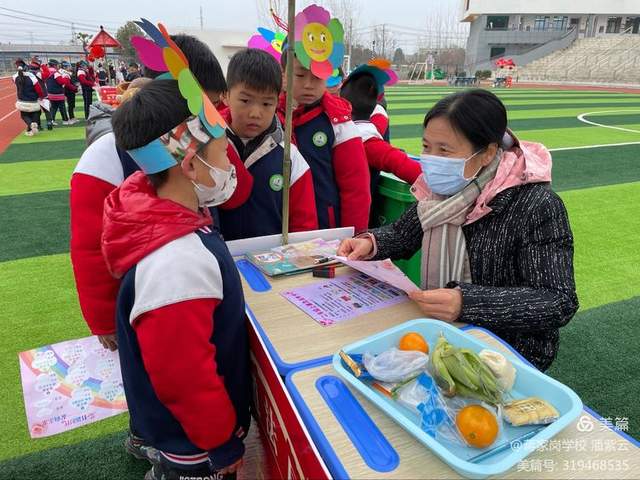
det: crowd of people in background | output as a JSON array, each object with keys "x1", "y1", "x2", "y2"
[{"x1": 12, "y1": 55, "x2": 143, "y2": 137}]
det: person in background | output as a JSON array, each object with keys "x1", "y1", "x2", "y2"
[
  {"x1": 108, "y1": 64, "x2": 116, "y2": 84},
  {"x1": 45, "y1": 59, "x2": 73, "y2": 125},
  {"x1": 126, "y1": 62, "x2": 141, "y2": 82},
  {"x1": 13, "y1": 58, "x2": 44, "y2": 136},
  {"x1": 60, "y1": 61, "x2": 79, "y2": 125},
  {"x1": 77, "y1": 60, "x2": 96, "y2": 119},
  {"x1": 338, "y1": 89, "x2": 578, "y2": 371},
  {"x1": 97, "y1": 63, "x2": 108, "y2": 86},
  {"x1": 28, "y1": 57, "x2": 53, "y2": 130}
]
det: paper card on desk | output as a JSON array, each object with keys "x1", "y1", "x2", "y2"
[
  {"x1": 18, "y1": 336, "x2": 127, "y2": 438},
  {"x1": 281, "y1": 272, "x2": 408, "y2": 326},
  {"x1": 245, "y1": 238, "x2": 340, "y2": 276},
  {"x1": 333, "y1": 256, "x2": 420, "y2": 294}
]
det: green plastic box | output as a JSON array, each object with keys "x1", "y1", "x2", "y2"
[{"x1": 371, "y1": 170, "x2": 422, "y2": 286}]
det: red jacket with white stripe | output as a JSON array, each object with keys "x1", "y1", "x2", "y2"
[
  {"x1": 70, "y1": 132, "x2": 252, "y2": 335},
  {"x1": 370, "y1": 103, "x2": 390, "y2": 139},
  {"x1": 279, "y1": 92, "x2": 371, "y2": 232},
  {"x1": 356, "y1": 121, "x2": 422, "y2": 185}
]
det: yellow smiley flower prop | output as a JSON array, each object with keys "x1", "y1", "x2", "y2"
[{"x1": 294, "y1": 4, "x2": 345, "y2": 80}]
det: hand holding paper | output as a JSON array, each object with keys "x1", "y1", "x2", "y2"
[{"x1": 333, "y1": 256, "x2": 420, "y2": 295}]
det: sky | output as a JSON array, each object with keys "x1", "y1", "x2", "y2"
[{"x1": 0, "y1": 0, "x2": 466, "y2": 51}]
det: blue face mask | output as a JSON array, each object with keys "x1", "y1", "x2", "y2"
[{"x1": 419, "y1": 151, "x2": 482, "y2": 196}]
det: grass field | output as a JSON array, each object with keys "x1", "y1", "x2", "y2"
[{"x1": 0, "y1": 86, "x2": 639, "y2": 477}]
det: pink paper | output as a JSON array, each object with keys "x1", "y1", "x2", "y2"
[
  {"x1": 18, "y1": 336, "x2": 127, "y2": 438},
  {"x1": 281, "y1": 272, "x2": 408, "y2": 326},
  {"x1": 333, "y1": 256, "x2": 420, "y2": 294}
]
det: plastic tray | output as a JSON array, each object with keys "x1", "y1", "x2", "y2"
[{"x1": 332, "y1": 319, "x2": 583, "y2": 479}]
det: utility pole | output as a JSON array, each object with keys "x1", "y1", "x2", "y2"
[
  {"x1": 348, "y1": 18, "x2": 353, "y2": 72},
  {"x1": 200, "y1": 6, "x2": 204, "y2": 30}
]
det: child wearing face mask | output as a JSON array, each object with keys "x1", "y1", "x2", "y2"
[{"x1": 105, "y1": 78, "x2": 251, "y2": 480}]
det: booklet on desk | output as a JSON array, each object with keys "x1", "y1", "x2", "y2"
[{"x1": 245, "y1": 238, "x2": 341, "y2": 276}]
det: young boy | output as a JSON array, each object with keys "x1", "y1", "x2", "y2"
[
  {"x1": 59, "y1": 61, "x2": 79, "y2": 124},
  {"x1": 219, "y1": 48, "x2": 318, "y2": 240},
  {"x1": 280, "y1": 50, "x2": 371, "y2": 232},
  {"x1": 107, "y1": 78, "x2": 250, "y2": 480},
  {"x1": 77, "y1": 60, "x2": 95, "y2": 119},
  {"x1": 70, "y1": 35, "x2": 250, "y2": 356},
  {"x1": 340, "y1": 71, "x2": 421, "y2": 191}
]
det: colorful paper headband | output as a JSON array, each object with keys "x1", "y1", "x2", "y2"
[
  {"x1": 130, "y1": 18, "x2": 227, "y2": 139},
  {"x1": 294, "y1": 4, "x2": 344, "y2": 80},
  {"x1": 348, "y1": 58, "x2": 398, "y2": 93},
  {"x1": 248, "y1": 27, "x2": 286, "y2": 62},
  {"x1": 128, "y1": 117, "x2": 213, "y2": 174}
]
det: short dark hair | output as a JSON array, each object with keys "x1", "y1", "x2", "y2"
[
  {"x1": 423, "y1": 89, "x2": 507, "y2": 151},
  {"x1": 340, "y1": 73, "x2": 378, "y2": 120},
  {"x1": 280, "y1": 39, "x2": 293, "y2": 69},
  {"x1": 111, "y1": 79, "x2": 190, "y2": 151},
  {"x1": 129, "y1": 62, "x2": 139, "y2": 68},
  {"x1": 227, "y1": 48, "x2": 282, "y2": 95},
  {"x1": 170, "y1": 34, "x2": 226, "y2": 92}
]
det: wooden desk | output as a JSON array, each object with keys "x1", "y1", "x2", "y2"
[
  {"x1": 286, "y1": 327, "x2": 640, "y2": 479},
  {"x1": 242, "y1": 267, "x2": 457, "y2": 374}
]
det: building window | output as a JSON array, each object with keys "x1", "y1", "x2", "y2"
[
  {"x1": 534, "y1": 16, "x2": 550, "y2": 31},
  {"x1": 486, "y1": 15, "x2": 509, "y2": 30},
  {"x1": 553, "y1": 16, "x2": 568, "y2": 30},
  {"x1": 606, "y1": 16, "x2": 622, "y2": 33},
  {"x1": 490, "y1": 47, "x2": 506, "y2": 59}
]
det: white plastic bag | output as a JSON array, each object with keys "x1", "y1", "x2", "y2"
[{"x1": 363, "y1": 348, "x2": 429, "y2": 383}]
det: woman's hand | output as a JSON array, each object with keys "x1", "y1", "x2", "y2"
[
  {"x1": 408, "y1": 288, "x2": 462, "y2": 323},
  {"x1": 337, "y1": 237, "x2": 373, "y2": 260}
]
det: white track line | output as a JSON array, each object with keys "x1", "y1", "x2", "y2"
[
  {"x1": 549, "y1": 141, "x2": 640, "y2": 151},
  {"x1": 0, "y1": 109, "x2": 18, "y2": 122},
  {"x1": 576, "y1": 109, "x2": 640, "y2": 134}
]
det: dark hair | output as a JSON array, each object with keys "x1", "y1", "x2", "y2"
[
  {"x1": 141, "y1": 35, "x2": 227, "y2": 94},
  {"x1": 423, "y1": 89, "x2": 507, "y2": 151},
  {"x1": 280, "y1": 39, "x2": 293, "y2": 69},
  {"x1": 340, "y1": 73, "x2": 378, "y2": 120},
  {"x1": 112, "y1": 79, "x2": 190, "y2": 151},
  {"x1": 129, "y1": 62, "x2": 139, "y2": 68},
  {"x1": 112, "y1": 80, "x2": 192, "y2": 188},
  {"x1": 227, "y1": 48, "x2": 282, "y2": 95}
]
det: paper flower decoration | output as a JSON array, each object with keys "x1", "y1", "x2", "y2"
[
  {"x1": 347, "y1": 58, "x2": 399, "y2": 93},
  {"x1": 294, "y1": 4, "x2": 344, "y2": 80},
  {"x1": 248, "y1": 27, "x2": 287, "y2": 62},
  {"x1": 130, "y1": 18, "x2": 227, "y2": 139}
]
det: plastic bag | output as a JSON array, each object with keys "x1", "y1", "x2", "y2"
[
  {"x1": 362, "y1": 348, "x2": 429, "y2": 383},
  {"x1": 397, "y1": 372, "x2": 503, "y2": 448}
]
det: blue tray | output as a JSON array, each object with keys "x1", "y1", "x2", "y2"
[{"x1": 332, "y1": 319, "x2": 583, "y2": 479}]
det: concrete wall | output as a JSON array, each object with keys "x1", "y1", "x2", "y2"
[
  {"x1": 461, "y1": 0, "x2": 640, "y2": 20},
  {"x1": 177, "y1": 28, "x2": 253, "y2": 74}
]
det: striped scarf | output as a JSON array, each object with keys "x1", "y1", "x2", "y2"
[{"x1": 417, "y1": 154, "x2": 501, "y2": 290}]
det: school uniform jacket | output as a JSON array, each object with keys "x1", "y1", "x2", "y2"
[
  {"x1": 356, "y1": 120, "x2": 421, "y2": 186},
  {"x1": 102, "y1": 172, "x2": 250, "y2": 468},
  {"x1": 371, "y1": 103, "x2": 390, "y2": 141},
  {"x1": 77, "y1": 68, "x2": 95, "y2": 89},
  {"x1": 218, "y1": 111, "x2": 318, "y2": 240},
  {"x1": 46, "y1": 68, "x2": 74, "y2": 101},
  {"x1": 280, "y1": 92, "x2": 371, "y2": 232},
  {"x1": 70, "y1": 132, "x2": 253, "y2": 335},
  {"x1": 12, "y1": 71, "x2": 44, "y2": 101},
  {"x1": 58, "y1": 68, "x2": 78, "y2": 94}
]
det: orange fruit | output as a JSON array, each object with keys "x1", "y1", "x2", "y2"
[
  {"x1": 456, "y1": 405, "x2": 499, "y2": 449},
  {"x1": 398, "y1": 332, "x2": 429, "y2": 353}
]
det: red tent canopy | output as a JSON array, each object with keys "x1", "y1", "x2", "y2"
[{"x1": 89, "y1": 26, "x2": 121, "y2": 48}]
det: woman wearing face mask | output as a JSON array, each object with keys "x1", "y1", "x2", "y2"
[{"x1": 338, "y1": 89, "x2": 578, "y2": 371}]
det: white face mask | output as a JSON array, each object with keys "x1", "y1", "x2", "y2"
[{"x1": 192, "y1": 155, "x2": 237, "y2": 207}]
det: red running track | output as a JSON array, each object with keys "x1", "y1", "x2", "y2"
[{"x1": 0, "y1": 76, "x2": 24, "y2": 154}]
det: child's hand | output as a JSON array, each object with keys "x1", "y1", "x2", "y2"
[
  {"x1": 98, "y1": 334, "x2": 118, "y2": 351},
  {"x1": 337, "y1": 237, "x2": 373, "y2": 260},
  {"x1": 219, "y1": 458, "x2": 243, "y2": 475}
]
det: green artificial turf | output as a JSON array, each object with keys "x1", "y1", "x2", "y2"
[
  {"x1": 548, "y1": 296, "x2": 640, "y2": 441},
  {"x1": 0, "y1": 190, "x2": 70, "y2": 262},
  {"x1": 0, "y1": 254, "x2": 128, "y2": 462},
  {"x1": 559, "y1": 182, "x2": 640, "y2": 311},
  {"x1": 0, "y1": 159, "x2": 77, "y2": 196},
  {"x1": 0, "y1": 139, "x2": 86, "y2": 164}
]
